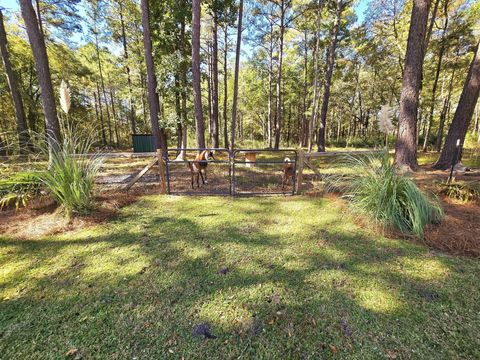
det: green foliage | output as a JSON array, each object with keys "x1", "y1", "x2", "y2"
[
  {"x1": 326, "y1": 153, "x2": 444, "y2": 238},
  {"x1": 328, "y1": 136, "x2": 388, "y2": 149},
  {"x1": 37, "y1": 130, "x2": 103, "y2": 217},
  {"x1": 438, "y1": 181, "x2": 480, "y2": 203},
  {"x1": 0, "y1": 171, "x2": 43, "y2": 210}
]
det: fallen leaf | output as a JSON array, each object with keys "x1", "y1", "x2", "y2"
[
  {"x1": 65, "y1": 348, "x2": 79, "y2": 357},
  {"x1": 271, "y1": 293, "x2": 281, "y2": 305},
  {"x1": 387, "y1": 350, "x2": 398, "y2": 359}
]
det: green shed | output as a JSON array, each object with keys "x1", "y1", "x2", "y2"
[{"x1": 132, "y1": 134, "x2": 155, "y2": 153}]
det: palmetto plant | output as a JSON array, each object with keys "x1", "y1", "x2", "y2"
[{"x1": 325, "y1": 152, "x2": 444, "y2": 238}]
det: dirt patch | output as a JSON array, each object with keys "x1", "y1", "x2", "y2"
[{"x1": 0, "y1": 190, "x2": 143, "y2": 239}]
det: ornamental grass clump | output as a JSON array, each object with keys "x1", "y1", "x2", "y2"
[
  {"x1": 38, "y1": 129, "x2": 103, "y2": 218},
  {"x1": 325, "y1": 153, "x2": 443, "y2": 238},
  {"x1": 36, "y1": 80, "x2": 103, "y2": 218}
]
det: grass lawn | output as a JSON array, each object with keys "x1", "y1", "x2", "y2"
[{"x1": 1, "y1": 195, "x2": 479, "y2": 359}]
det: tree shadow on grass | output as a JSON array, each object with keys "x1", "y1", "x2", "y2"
[{"x1": 1, "y1": 196, "x2": 479, "y2": 359}]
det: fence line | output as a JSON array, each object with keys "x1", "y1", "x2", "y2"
[{"x1": 296, "y1": 149, "x2": 385, "y2": 193}]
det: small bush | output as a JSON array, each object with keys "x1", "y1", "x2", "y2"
[
  {"x1": 0, "y1": 171, "x2": 43, "y2": 209},
  {"x1": 37, "y1": 131, "x2": 103, "y2": 217},
  {"x1": 437, "y1": 181, "x2": 480, "y2": 203},
  {"x1": 325, "y1": 153, "x2": 443, "y2": 238}
]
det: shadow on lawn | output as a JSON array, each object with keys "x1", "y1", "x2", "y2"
[{"x1": 1, "y1": 197, "x2": 479, "y2": 359}]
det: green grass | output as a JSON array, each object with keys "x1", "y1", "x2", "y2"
[
  {"x1": 1, "y1": 196, "x2": 479, "y2": 358},
  {"x1": 417, "y1": 149, "x2": 480, "y2": 168}
]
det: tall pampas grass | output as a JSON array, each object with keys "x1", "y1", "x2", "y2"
[
  {"x1": 378, "y1": 104, "x2": 394, "y2": 149},
  {"x1": 59, "y1": 80, "x2": 71, "y2": 115}
]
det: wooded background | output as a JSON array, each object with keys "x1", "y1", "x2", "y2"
[{"x1": 0, "y1": 0, "x2": 479, "y2": 170}]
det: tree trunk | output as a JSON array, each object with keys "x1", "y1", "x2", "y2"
[
  {"x1": 317, "y1": 0, "x2": 342, "y2": 152},
  {"x1": 230, "y1": 0, "x2": 243, "y2": 150},
  {"x1": 95, "y1": 83, "x2": 107, "y2": 145},
  {"x1": 141, "y1": 0, "x2": 167, "y2": 152},
  {"x1": 140, "y1": 71, "x2": 147, "y2": 128},
  {"x1": 394, "y1": 0, "x2": 431, "y2": 170},
  {"x1": 93, "y1": 89, "x2": 106, "y2": 145},
  {"x1": 422, "y1": 24, "x2": 448, "y2": 151},
  {"x1": 19, "y1": 0, "x2": 61, "y2": 157},
  {"x1": 274, "y1": 0, "x2": 285, "y2": 150},
  {"x1": 175, "y1": 75, "x2": 182, "y2": 150},
  {"x1": 94, "y1": 31, "x2": 112, "y2": 147},
  {"x1": 223, "y1": 23, "x2": 229, "y2": 149},
  {"x1": 0, "y1": 135, "x2": 6, "y2": 156},
  {"x1": 0, "y1": 9, "x2": 30, "y2": 153},
  {"x1": 179, "y1": 18, "x2": 188, "y2": 159},
  {"x1": 119, "y1": 1, "x2": 136, "y2": 135},
  {"x1": 109, "y1": 89, "x2": 120, "y2": 146},
  {"x1": 309, "y1": 29, "x2": 320, "y2": 152},
  {"x1": 422, "y1": 0, "x2": 448, "y2": 152},
  {"x1": 425, "y1": 0, "x2": 441, "y2": 49},
  {"x1": 192, "y1": 0, "x2": 205, "y2": 149},
  {"x1": 436, "y1": 64, "x2": 455, "y2": 152},
  {"x1": 267, "y1": 21, "x2": 273, "y2": 148},
  {"x1": 211, "y1": 10, "x2": 220, "y2": 148},
  {"x1": 434, "y1": 42, "x2": 480, "y2": 169},
  {"x1": 301, "y1": 29, "x2": 308, "y2": 148},
  {"x1": 207, "y1": 42, "x2": 213, "y2": 144},
  {"x1": 91, "y1": 1, "x2": 113, "y2": 146}
]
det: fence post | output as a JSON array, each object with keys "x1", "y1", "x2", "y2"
[
  {"x1": 297, "y1": 149, "x2": 304, "y2": 193},
  {"x1": 157, "y1": 149, "x2": 166, "y2": 194}
]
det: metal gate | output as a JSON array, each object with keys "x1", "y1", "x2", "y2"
[
  {"x1": 232, "y1": 149, "x2": 297, "y2": 196},
  {"x1": 164, "y1": 148, "x2": 232, "y2": 195},
  {"x1": 163, "y1": 148, "x2": 297, "y2": 196}
]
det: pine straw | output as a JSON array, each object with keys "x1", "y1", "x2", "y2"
[
  {"x1": 423, "y1": 198, "x2": 480, "y2": 257},
  {"x1": 0, "y1": 191, "x2": 143, "y2": 239}
]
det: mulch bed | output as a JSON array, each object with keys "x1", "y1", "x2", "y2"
[
  {"x1": 413, "y1": 165, "x2": 480, "y2": 257},
  {"x1": 0, "y1": 190, "x2": 144, "y2": 239},
  {"x1": 423, "y1": 198, "x2": 480, "y2": 257}
]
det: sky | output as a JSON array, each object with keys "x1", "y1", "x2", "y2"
[{"x1": 0, "y1": 0, "x2": 18, "y2": 12}]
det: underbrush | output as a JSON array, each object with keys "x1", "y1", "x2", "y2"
[
  {"x1": 437, "y1": 181, "x2": 480, "y2": 203},
  {"x1": 37, "y1": 132, "x2": 103, "y2": 217},
  {"x1": 1, "y1": 130, "x2": 103, "y2": 217},
  {"x1": 325, "y1": 153, "x2": 444, "y2": 238},
  {"x1": 0, "y1": 171, "x2": 43, "y2": 209}
]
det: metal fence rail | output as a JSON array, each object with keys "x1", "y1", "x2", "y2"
[
  {"x1": 232, "y1": 149, "x2": 297, "y2": 196},
  {"x1": 164, "y1": 148, "x2": 232, "y2": 195},
  {"x1": 106, "y1": 148, "x2": 385, "y2": 196}
]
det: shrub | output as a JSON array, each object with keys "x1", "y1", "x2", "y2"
[
  {"x1": 0, "y1": 171, "x2": 43, "y2": 210},
  {"x1": 325, "y1": 153, "x2": 443, "y2": 238},
  {"x1": 37, "y1": 130, "x2": 103, "y2": 218},
  {"x1": 437, "y1": 181, "x2": 480, "y2": 203}
]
